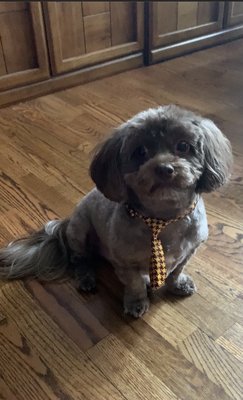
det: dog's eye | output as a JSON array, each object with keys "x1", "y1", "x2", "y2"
[
  {"x1": 175, "y1": 141, "x2": 190, "y2": 155},
  {"x1": 132, "y1": 145, "x2": 148, "y2": 161}
]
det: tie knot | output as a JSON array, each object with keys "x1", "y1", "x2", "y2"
[
  {"x1": 143, "y1": 217, "x2": 166, "y2": 232},
  {"x1": 126, "y1": 205, "x2": 168, "y2": 233}
]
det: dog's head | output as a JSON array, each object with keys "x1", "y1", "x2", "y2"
[{"x1": 90, "y1": 105, "x2": 233, "y2": 214}]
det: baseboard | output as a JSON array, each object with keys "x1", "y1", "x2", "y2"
[
  {"x1": 0, "y1": 53, "x2": 143, "y2": 108},
  {"x1": 1, "y1": 24, "x2": 243, "y2": 108},
  {"x1": 151, "y1": 25, "x2": 243, "y2": 64}
]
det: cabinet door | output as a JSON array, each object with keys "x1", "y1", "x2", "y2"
[
  {"x1": 44, "y1": 1, "x2": 143, "y2": 74},
  {"x1": 0, "y1": 2, "x2": 49, "y2": 91},
  {"x1": 225, "y1": 2, "x2": 243, "y2": 26},
  {"x1": 151, "y1": 1, "x2": 224, "y2": 49}
]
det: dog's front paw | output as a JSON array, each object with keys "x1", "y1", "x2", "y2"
[
  {"x1": 167, "y1": 273, "x2": 196, "y2": 296},
  {"x1": 124, "y1": 297, "x2": 150, "y2": 318}
]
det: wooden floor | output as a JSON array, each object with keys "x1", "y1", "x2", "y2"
[{"x1": 0, "y1": 39, "x2": 243, "y2": 400}]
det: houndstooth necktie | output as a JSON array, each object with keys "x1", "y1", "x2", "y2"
[{"x1": 126, "y1": 200, "x2": 198, "y2": 290}]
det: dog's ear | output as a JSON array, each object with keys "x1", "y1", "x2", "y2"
[
  {"x1": 197, "y1": 119, "x2": 233, "y2": 193},
  {"x1": 90, "y1": 130, "x2": 126, "y2": 202}
]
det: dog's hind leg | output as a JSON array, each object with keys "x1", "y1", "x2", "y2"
[
  {"x1": 66, "y1": 211, "x2": 97, "y2": 292},
  {"x1": 71, "y1": 254, "x2": 96, "y2": 293}
]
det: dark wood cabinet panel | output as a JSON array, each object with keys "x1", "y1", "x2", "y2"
[
  {"x1": 197, "y1": 1, "x2": 219, "y2": 25},
  {"x1": 55, "y1": 3, "x2": 86, "y2": 60},
  {"x1": 0, "y1": 1, "x2": 27, "y2": 13},
  {"x1": 0, "y1": 2, "x2": 49, "y2": 92},
  {"x1": 82, "y1": 1, "x2": 109, "y2": 16},
  {"x1": 44, "y1": 1, "x2": 143, "y2": 74},
  {"x1": 225, "y1": 2, "x2": 243, "y2": 26},
  {"x1": 83, "y1": 12, "x2": 112, "y2": 53},
  {"x1": 151, "y1": 1, "x2": 224, "y2": 49},
  {"x1": 110, "y1": 2, "x2": 137, "y2": 46},
  {"x1": 0, "y1": 10, "x2": 38, "y2": 74},
  {"x1": 0, "y1": 41, "x2": 7, "y2": 76}
]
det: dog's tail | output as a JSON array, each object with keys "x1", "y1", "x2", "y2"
[{"x1": 0, "y1": 219, "x2": 70, "y2": 281}]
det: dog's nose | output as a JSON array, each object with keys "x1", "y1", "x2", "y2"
[{"x1": 155, "y1": 164, "x2": 174, "y2": 177}]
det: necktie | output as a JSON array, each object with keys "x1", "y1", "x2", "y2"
[{"x1": 126, "y1": 200, "x2": 198, "y2": 290}]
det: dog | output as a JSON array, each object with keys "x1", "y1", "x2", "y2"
[{"x1": 0, "y1": 105, "x2": 233, "y2": 317}]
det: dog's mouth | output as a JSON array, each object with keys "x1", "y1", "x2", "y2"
[
  {"x1": 149, "y1": 175, "x2": 193, "y2": 194},
  {"x1": 150, "y1": 181, "x2": 173, "y2": 194}
]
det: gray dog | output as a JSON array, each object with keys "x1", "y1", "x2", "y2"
[{"x1": 0, "y1": 105, "x2": 233, "y2": 317}]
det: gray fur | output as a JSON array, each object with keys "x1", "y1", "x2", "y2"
[
  {"x1": 0, "y1": 105, "x2": 233, "y2": 317},
  {"x1": 196, "y1": 118, "x2": 233, "y2": 192},
  {"x1": 0, "y1": 220, "x2": 69, "y2": 280}
]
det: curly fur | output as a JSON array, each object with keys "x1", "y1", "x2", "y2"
[{"x1": 0, "y1": 105, "x2": 233, "y2": 317}]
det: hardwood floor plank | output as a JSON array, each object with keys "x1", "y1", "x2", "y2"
[
  {"x1": 0, "y1": 173, "x2": 58, "y2": 229},
  {"x1": 86, "y1": 287, "x2": 232, "y2": 400},
  {"x1": 216, "y1": 323, "x2": 243, "y2": 363},
  {"x1": 0, "y1": 282, "x2": 125, "y2": 400},
  {"x1": 223, "y1": 297, "x2": 243, "y2": 325},
  {"x1": 153, "y1": 292, "x2": 235, "y2": 339},
  {"x1": 0, "y1": 312, "x2": 6, "y2": 323},
  {"x1": 25, "y1": 280, "x2": 109, "y2": 351},
  {"x1": 142, "y1": 302, "x2": 197, "y2": 347},
  {"x1": 0, "y1": 334, "x2": 61, "y2": 400},
  {"x1": 20, "y1": 173, "x2": 77, "y2": 216},
  {"x1": 192, "y1": 254, "x2": 242, "y2": 301},
  {"x1": 0, "y1": 377, "x2": 18, "y2": 400},
  {"x1": 179, "y1": 329, "x2": 243, "y2": 400},
  {"x1": 190, "y1": 264, "x2": 239, "y2": 310},
  {"x1": 88, "y1": 334, "x2": 181, "y2": 400}
]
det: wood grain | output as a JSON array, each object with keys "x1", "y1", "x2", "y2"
[
  {"x1": 179, "y1": 329, "x2": 243, "y2": 400},
  {"x1": 216, "y1": 323, "x2": 243, "y2": 363},
  {"x1": 150, "y1": 1, "x2": 224, "y2": 51},
  {"x1": 83, "y1": 13, "x2": 111, "y2": 53},
  {"x1": 44, "y1": 1, "x2": 142, "y2": 74},
  {"x1": 197, "y1": 1, "x2": 219, "y2": 25},
  {"x1": 82, "y1": 1, "x2": 109, "y2": 17},
  {"x1": 57, "y1": 2, "x2": 85, "y2": 60},
  {"x1": 225, "y1": 1, "x2": 243, "y2": 26},
  {"x1": 0, "y1": 39, "x2": 243, "y2": 399},
  {"x1": 142, "y1": 301, "x2": 197, "y2": 347},
  {"x1": 0, "y1": 53, "x2": 143, "y2": 107},
  {"x1": 0, "y1": 38, "x2": 6, "y2": 76},
  {"x1": 233, "y1": 2, "x2": 243, "y2": 16},
  {"x1": 0, "y1": 1, "x2": 27, "y2": 14},
  {"x1": 0, "y1": 3, "x2": 50, "y2": 92},
  {"x1": 0, "y1": 10, "x2": 37, "y2": 73},
  {"x1": 154, "y1": 1, "x2": 178, "y2": 37},
  {"x1": 0, "y1": 282, "x2": 124, "y2": 400},
  {"x1": 110, "y1": 2, "x2": 136, "y2": 45},
  {"x1": 177, "y1": 1, "x2": 198, "y2": 30},
  {"x1": 88, "y1": 334, "x2": 180, "y2": 400}
]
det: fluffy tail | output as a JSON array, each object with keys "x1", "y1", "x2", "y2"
[{"x1": 0, "y1": 219, "x2": 70, "y2": 281}]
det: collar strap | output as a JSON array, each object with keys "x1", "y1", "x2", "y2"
[{"x1": 126, "y1": 198, "x2": 198, "y2": 227}]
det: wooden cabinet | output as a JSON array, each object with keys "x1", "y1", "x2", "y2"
[
  {"x1": 151, "y1": 1, "x2": 224, "y2": 48},
  {"x1": 225, "y1": 2, "x2": 243, "y2": 26},
  {"x1": 0, "y1": 1, "x2": 243, "y2": 107},
  {"x1": 149, "y1": 1, "x2": 226, "y2": 63},
  {"x1": 0, "y1": 2, "x2": 49, "y2": 91},
  {"x1": 43, "y1": 1, "x2": 143, "y2": 74}
]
